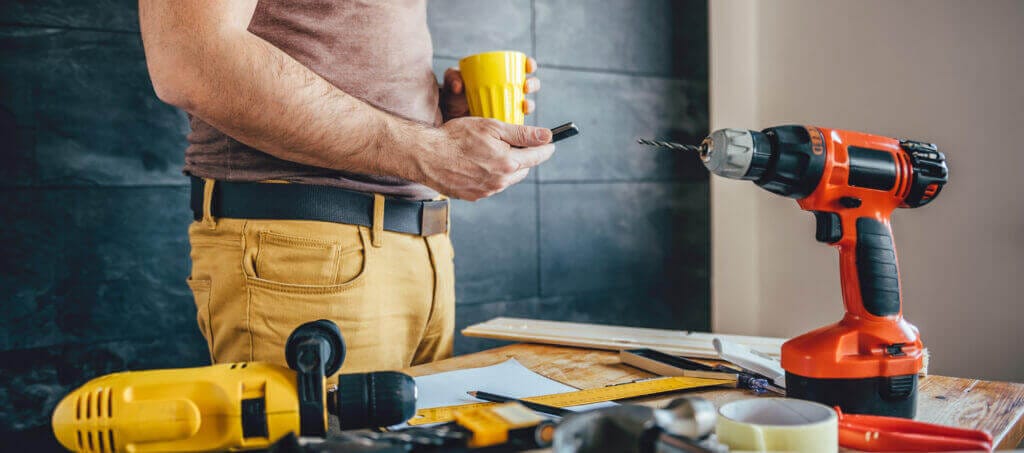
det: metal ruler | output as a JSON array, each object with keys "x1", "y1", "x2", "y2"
[{"x1": 408, "y1": 376, "x2": 732, "y2": 426}]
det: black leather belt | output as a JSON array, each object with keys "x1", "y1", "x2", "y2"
[{"x1": 189, "y1": 177, "x2": 449, "y2": 236}]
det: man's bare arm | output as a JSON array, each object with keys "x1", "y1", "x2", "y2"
[{"x1": 138, "y1": 0, "x2": 553, "y2": 200}]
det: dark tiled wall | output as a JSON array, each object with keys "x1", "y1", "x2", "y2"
[
  {"x1": 0, "y1": 0, "x2": 708, "y2": 442},
  {"x1": 428, "y1": 0, "x2": 710, "y2": 353}
]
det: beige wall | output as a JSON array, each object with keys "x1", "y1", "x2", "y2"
[{"x1": 710, "y1": 0, "x2": 1024, "y2": 381}]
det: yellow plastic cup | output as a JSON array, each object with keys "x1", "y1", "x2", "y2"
[{"x1": 458, "y1": 51, "x2": 527, "y2": 125}]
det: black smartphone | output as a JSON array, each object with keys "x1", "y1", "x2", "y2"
[{"x1": 550, "y1": 122, "x2": 580, "y2": 143}]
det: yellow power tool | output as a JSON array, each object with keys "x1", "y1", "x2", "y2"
[{"x1": 51, "y1": 320, "x2": 417, "y2": 452}]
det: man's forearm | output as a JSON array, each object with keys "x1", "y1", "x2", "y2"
[{"x1": 140, "y1": 0, "x2": 433, "y2": 181}]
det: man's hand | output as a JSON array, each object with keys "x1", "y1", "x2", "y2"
[
  {"x1": 440, "y1": 58, "x2": 540, "y2": 122},
  {"x1": 411, "y1": 118, "x2": 553, "y2": 201}
]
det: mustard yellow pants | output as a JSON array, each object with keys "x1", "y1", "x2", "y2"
[{"x1": 186, "y1": 186, "x2": 455, "y2": 376}]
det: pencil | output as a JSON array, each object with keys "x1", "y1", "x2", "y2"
[{"x1": 467, "y1": 391, "x2": 573, "y2": 417}]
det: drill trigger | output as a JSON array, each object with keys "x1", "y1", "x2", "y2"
[{"x1": 813, "y1": 211, "x2": 843, "y2": 243}]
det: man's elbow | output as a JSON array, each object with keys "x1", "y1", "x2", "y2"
[
  {"x1": 148, "y1": 66, "x2": 198, "y2": 111},
  {"x1": 150, "y1": 77, "x2": 190, "y2": 109}
]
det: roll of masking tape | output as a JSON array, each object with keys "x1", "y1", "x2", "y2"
[{"x1": 716, "y1": 398, "x2": 838, "y2": 453}]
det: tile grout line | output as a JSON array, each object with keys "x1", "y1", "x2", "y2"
[
  {"x1": 530, "y1": 0, "x2": 537, "y2": 57},
  {"x1": 432, "y1": 54, "x2": 699, "y2": 82},
  {"x1": 535, "y1": 180, "x2": 543, "y2": 298},
  {"x1": 0, "y1": 180, "x2": 709, "y2": 190},
  {"x1": 532, "y1": 0, "x2": 548, "y2": 299},
  {"x1": 0, "y1": 181, "x2": 709, "y2": 192},
  {"x1": 538, "y1": 179, "x2": 707, "y2": 185},
  {"x1": 30, "y1": 124, "x2": 39, "y2": 187},
  {"x1": 456, "y1": 286, "x2": 684, "y2": 308},
  {"x1": 537, "y1": 63, "x2": 699, "y2": 81},
  {"x1": 0, "y1": 184, "x2": 190, "y2": 191},
  {"x1": 0, "y1": 22, "x2": 139, "y2": 35},
  {"x1": 0, "y1": 333, "x2": 204, "y2": 354}
]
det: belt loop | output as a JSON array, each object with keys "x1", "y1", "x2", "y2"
[
  {"x1": 202, "y1": 178, "x2": 217, "y2": 229},
  {"x1": 439, "y1": 195, "x2": 451, "y2": 235},
  {"x1": 372, "y1": 194, "x2": 385, "y2": 247}
]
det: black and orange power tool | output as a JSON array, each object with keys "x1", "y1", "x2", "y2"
[{"x1": 641, "y1": 125, "x2": 948, "y2": 417}]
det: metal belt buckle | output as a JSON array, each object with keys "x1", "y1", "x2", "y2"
[{"x1": 420, "y1": 200, "x2": 449, "y2": 236}]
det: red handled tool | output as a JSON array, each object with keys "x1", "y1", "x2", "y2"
[
  {"x1": 837, "y1": 407, "x2": 992, "y2": 452},
  {"x1": 640, "y1": 125, "x2": 948, "y2": 418}
]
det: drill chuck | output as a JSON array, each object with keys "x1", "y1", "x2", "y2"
[
  {"x1": 700, "y1": 128, "x2": 772, "y2": 181},
  {"x1": 702, "y1": 126, "x2": 828, "y2": 200},
  {"x1": 331, "y1": 371, "x2": 418, "y2": 429},
  {"x1": 637, "y1": 129, "x2": 772, "y2": 180}
]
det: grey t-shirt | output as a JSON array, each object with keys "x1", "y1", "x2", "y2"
[{"x1": 183, "y1": 0, "x2": 441, "y2": 200}]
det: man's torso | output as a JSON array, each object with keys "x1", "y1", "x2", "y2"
[{"x1": 184, "y1": 0, "x2": 441, "y2": 200}]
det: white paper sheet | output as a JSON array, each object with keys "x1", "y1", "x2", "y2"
[{"x1": 398, "y1": 358, "x2": 615, "y2": 427}]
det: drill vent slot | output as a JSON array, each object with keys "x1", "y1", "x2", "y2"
[
  {"x1": 95, "y1": 388, "x2": 102, "y2": 417},
  {"x1": 85, "y1": 392, "x2": 92, "y2": 420},
  {"x1": 97, "y1": 388, "x2": 105, "y2": 419},
  {"x1": 106, "y1": 387, "x2": 113, "y2": 418},
  {"x1": 74, "y1": 429, "x2": 116, "y2": 453},
  {"x1": 72, "y1": 387, "x2": 117, "y2": 452}
]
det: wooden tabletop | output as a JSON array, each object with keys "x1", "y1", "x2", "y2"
[{"x1": 404, "y1": 343, "x2": 1024, "y2": 450}]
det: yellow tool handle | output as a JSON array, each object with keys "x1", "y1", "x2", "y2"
[{"x1": 408, "y1": 376, "x2": 732, "y2": 426}]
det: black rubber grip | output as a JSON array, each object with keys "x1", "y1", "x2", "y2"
[
  {"x1": 856, "y1": 218, "x2": 901, "y2": 316},
  {"x1": 240, "y1": 397, "x2": 269, "y2": 438}
]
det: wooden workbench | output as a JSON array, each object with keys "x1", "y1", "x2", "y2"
[{"x1": 404, "y1": 343, "x2": 1024, "y2": 450}]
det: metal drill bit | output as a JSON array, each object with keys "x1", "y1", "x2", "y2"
[{"x1": 636, "y1": 138, "x2": 703, "y2": 153}]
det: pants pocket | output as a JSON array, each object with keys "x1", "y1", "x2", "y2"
[
  {"x1": 244, "y1": 226, "x2": 402, "y2": 372},
  {"x1": 247, "y1": 279, "x2": 390, "y2": 372},
  {"x1": 253, "y1": 228, "x2": 365, "y2": 286},
  {"x1": 186, "y1": 277, "x2": 214, "y2": 363}
]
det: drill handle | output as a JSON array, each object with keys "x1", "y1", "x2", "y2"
[
  {"x1": 839, "y1": 217, "x2": 902, "y2": 318},
  {"x1": 285, "y1": 319, "x2": 347, "y2": 437}
]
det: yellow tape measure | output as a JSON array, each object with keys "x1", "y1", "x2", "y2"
[{"x1": 408, "y1": 376, "x2": 732, "y2": 426}]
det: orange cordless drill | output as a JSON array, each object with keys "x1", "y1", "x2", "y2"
[{"x1": 641, "y1": 125, "x2": 948, "y2": 417}]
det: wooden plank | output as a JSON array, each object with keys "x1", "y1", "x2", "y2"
[
  {"x1": 404, "y1": 343, "x2": 1024, "y2": 450},
  {"x1": 461, "y1": 317, "x2": 787, "y2": 359},
  {"x1": 918, "y1": 375, "x2": 1024, "y2": 450}
]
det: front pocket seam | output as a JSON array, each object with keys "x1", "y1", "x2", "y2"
[
  {"x1": 186, "y1": 277, "x2": 215, "y2": 363},
  {"x1": 244, "y1": 274, "x2": 368, "y2": 294},
  {"x1": 255, "y1": 231, "x2": 343, "y2": 285},
  {"x1": 246, "y1": 226, "x2": 373, "y2": 294},
  {"x1": 241, "y1": 220, "x2": 255, "y2": 362},
  {"x1": 259, "y1": 230, "x2": 358, "y2": 250},
  {"x1": 189, "y1": 238, "x2": 241, "y2": 248},
  {"x1": 187, "y1": 279, "x2": 212, "y2": 290}
]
